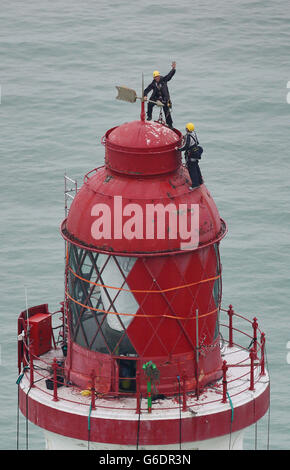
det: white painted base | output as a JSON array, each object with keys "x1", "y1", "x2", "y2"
[
  {"x1": 20, "y1": 344, "x2": 268, "y2": 451},
  {"x1": 44, "y1": 428, "x2": 245, "y2": 450}
]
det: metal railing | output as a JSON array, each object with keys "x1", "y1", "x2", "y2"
[
  {"x1": 64, "y1": 174, "x2": 78, "y2": 218},
  {"x1": 18, "y1": 305, "x2": 268, "y2": 414}
]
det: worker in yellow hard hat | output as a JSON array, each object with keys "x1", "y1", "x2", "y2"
[
  {"x1": 177, "y1": 123, "x2": 204, "y2": 190},
  {"x1": 143, "y1": 62, "x2": 176, "y2": 128}
]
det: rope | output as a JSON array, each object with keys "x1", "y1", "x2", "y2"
[
  {"x1": 87, "y1": 403, "x2": 92, "y2": 450},
  {"x1": 253, "y1": 397, "x2": 257, "y2": 450},
  {"x1": 255, "y1": 420, "x2": 258, "y2": 450},
  {"x1": 265, "y1": 343, "x2": 271, "y2": 450},
  {"x1": 67, "y1": 264, "x2": 220, "y2": 294},
  {"x1": 65, "y1": 290, "x2": 218, "y2": 321},
  {"x1": 17, "y1": 369, "x2": 44, "y2": 450},
  {"x1": 16, "y1": 367, "x2": 29, "y2": 450},
  {"x1": 177, "y1": 376, "x2": 182, "y2": 450},
  {"x1": 227, "y1": 391, "x2": 234, "y2": 424},
  {"x1": 136, "y1": 393, "x2": 142, "y2": 450},
  {"x1": 17, "y1": 385, "x2": 20, "y2": 450},
  {"x1": 226, "y1": 391, "x2": 234, "y2": 450},
  {"x1": 25, "y1": 383, "x2": 33, "y2": 450},
  {"x1": 267, "y1": 397, "x2": 271, "y2": 450}
]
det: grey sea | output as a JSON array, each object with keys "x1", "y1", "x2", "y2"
[{"x1": 1, "y1": 0, "x2": 290, "y2": 450}]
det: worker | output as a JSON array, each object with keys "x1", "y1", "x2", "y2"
[
  {"x1": 143, "y1": 62, "x2": 176, "y2": 128},
  {"x1": 119, "y1": 360, "x2": 135, "y2": 392},
  {"x1": 177, "y1": 123, "x2": 204, "y2": 190}
]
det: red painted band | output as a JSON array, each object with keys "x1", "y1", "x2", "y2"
[{"x1": 19, "y1": 383, "x2": 269, "y2": 446}]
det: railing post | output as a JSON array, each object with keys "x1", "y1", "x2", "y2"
[
  {"x1": 260, "y1": 332, "x2": 266, "y2": 376},
  {"x1": 52, "y1": 357, "x2": 59, "y2": 401},
  {"x1": 249, "y1": 348, "x2": 255, "y2": 391},
  {"x1": 30, "y1": 354, "x2": 34, "y2": 388},
  {"x1": 60, "y1": 301, "x2": 65, "y2": 346},
  {"x1": 142, "y1": 361, "x2": 157, "y2": 413},
  {"x1": 91, "y1": 371, "x2": 96, "y2": 410},
  {"x1": 147, "y1": 379, "x2": 152, "y2": 413},
  {"x1": 182, "y1": 375, "x2": 187, "y2": 412},
  {"x1": 222, "y1": 360, "x2": 228, "y2": 403},
  {"x1": 227, "y1": 304, "x2": 234, "y2": 347},
  {"x1": 135, "y1": 371, "x2": 141, "y2": 414},
  {"x1": 252, "y1": 317, "x2": 258, "y2": 359}
]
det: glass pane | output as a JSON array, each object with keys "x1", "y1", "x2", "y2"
[
  {"x1": 97, "y1": 255, "x2": 139, "y2": 331},
  {"x1": 81, "y1": 311, "x2": 109, "y2": 354},
  {"x1": 67, "y1": 244, "x2": 138, "y2": 356},
  {"x1": 115, "y1": 333, "x2": 137, "y2": 356},
  {"x1": 74, "y1": 322, "x2": 89, "y2": 348}
]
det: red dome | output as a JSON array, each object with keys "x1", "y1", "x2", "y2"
[
  {"x1": 62, "y1": 165, "x2": 226, "y2": 255},
  {"x1": 108, "y1": 120, "x2": 179, "y2": 148}
]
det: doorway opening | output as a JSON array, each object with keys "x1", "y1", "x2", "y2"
[{"x1": 118, "y1": 359, "x2": 137, "y2": 393}]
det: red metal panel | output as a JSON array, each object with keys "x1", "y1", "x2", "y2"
[
  {"x1": 65, "y1": 342, "x2": 113, "y2": 392},
  {"x1": 27, "y1": 313, "x2": 52, "y2": 357},
  {"x1": 63, "y1": 167, "x2": 226, "y2": 255},
  {"x1": 18, "y1": 304, "x2": 50, "y2": 371}
]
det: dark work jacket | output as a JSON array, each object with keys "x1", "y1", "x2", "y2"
[
  {"x1": 143, "y1": 68, "x2": 176, "y2": 102},
  {"x1": 178, "y1": 132, "x2": 203, "y2": 160}
]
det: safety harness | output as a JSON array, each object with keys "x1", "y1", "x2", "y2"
[{"x1": 186, "y1": 132, "x2": 202, "y2": 162}]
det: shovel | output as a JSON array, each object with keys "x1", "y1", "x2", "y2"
[{"x1": 116, "y1": 85, "x2": 164, "y2": 107}]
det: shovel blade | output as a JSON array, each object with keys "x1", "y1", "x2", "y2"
[{"x1": 116, "y1": 86, "x2": 137, "y2": 103}]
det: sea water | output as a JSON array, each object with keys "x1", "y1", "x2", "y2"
[{"x1": 1, "y1": 0, "x2": 290, "y2": 450}]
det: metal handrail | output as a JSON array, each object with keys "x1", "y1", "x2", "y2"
[
  {"x1": 83, "y1": 166, "x2": 105, "y2": 184},
  {"x1": 19, "y1": 306, "x2": 268, "y2": 413}
]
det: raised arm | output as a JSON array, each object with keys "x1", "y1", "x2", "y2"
[{"x1": 163, "y1": 62, "x2": 176, "y2": 82}]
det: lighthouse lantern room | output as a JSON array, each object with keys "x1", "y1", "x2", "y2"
[{"x1": 17, "y1": 101, "x2": 270, "y2": 450}]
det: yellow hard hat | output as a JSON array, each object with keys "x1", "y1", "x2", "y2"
[
  {"x1": 186, "y1": 122, "x2": 195, "y2": 132},
  {"x1": 153, "y1": 70, "x2": 160, "y2": 78},
  {"x1": 120, "y1": 380, "x2": 131, "y2": 390}
]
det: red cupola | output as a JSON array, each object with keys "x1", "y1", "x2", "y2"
[
  {"x1": 105, "y1": 119, "x2": 181, "y2": 175},
  {"x1": 61, "y1": 117, "x2": 227, "y2": 395}
]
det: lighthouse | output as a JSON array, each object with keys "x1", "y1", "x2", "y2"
[{"x1": 17, "y1": 101, "x2": 270, "y2": 451}]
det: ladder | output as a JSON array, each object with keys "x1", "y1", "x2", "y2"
[
  {"x1": 64, "y1": 174, "x2": 78, "y2": 218},
  {"x1": 63, "y1": 174, "x2": 78, "y2": 344}
]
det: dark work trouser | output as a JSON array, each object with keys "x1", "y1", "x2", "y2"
[
  {"x1": 147, "y1": 101, "x2": 173, "y2": 127},
  {"x1": 187, "y1": 160, "x2": 203, "y2": 188}
]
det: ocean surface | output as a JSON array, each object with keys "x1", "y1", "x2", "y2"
[{"x1": 1, "y1": 0, "x2": 290, "y2": 450}]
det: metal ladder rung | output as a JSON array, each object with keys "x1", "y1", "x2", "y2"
[{"x1": 64, "y1": 174, "x2": 78, "y2": 217}]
